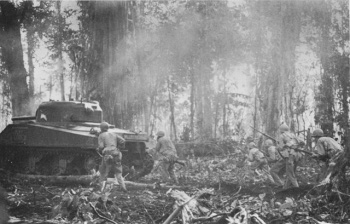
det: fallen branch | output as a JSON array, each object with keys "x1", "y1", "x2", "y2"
[
  {"x1": 142, "y1": 202, "x2": 155, "y2": 224},
  {"x1": 232, "y1": 186, "x2": 242, "y2": 197},
  {"x1": 162, "y1": 194, "x2": 197, "y2": 224},
  {"x1": 15, "y1": 174, "x2": 182, "y2": 189},
  {"x1": 332, "y1": 189, "x2": 350, "y2": 197},
  {"x1": 89, "y1": 202, "x2": 118, "y2": 224},
  {"x1": 191, "y1": 212, "x2": 230, "y2": 222}
]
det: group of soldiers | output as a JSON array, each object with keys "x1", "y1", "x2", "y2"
[
  {"x1": 95, "y1": 120, "x2": 344, "y2": 192},
  {"x1": 245, "y1": 124, "x2": 343, "y2": 189},
  {"x1": 96, "y1": 122, "x2": 179, "y2": 192}
]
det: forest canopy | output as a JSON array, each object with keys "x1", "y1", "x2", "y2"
[{"x1": 0, "y1": 0, "x2": 348, "y2": 141}]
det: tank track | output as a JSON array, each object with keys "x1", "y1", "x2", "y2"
[
  {"x1": 0, "y1": 147, "x2": 100, "y2": 175},
  {"x1": 0, "y1": 147, "x2": 154, "y2": 180},
  {"x1": 123, "y1": 152, "x2": 154, "y2": 180}
]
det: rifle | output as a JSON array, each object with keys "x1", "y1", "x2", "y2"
[
  {"x1": 249, "y1": 126, "x2": 313, "y2": 157},
  {"x1": 250, "y1": 126, "x2": 286, "y2": 159},
  {"x1": 250, "y1": 125, "x2": 278, "y2": 143}
]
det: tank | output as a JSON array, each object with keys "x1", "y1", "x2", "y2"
[{"x1": 0, "y1": 100, "x2": 154, "y2": 180}]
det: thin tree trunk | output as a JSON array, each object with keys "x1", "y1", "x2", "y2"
[
  {"x1": 214, "y1": 98, "x2": 219, "y2": 139},
  {"x1": 222, "y1": 71, "x2": 227, "y2": 138},
  {"x1": 27, "y1": 27, "x2": 35, "y2": 103},
  {"x1": 167, "y1": 77, "x2": 177, "y2": 140},
  {"x1": 57, "y1": 1, "x2": 65, "y2": 101},
  {"x1": 253, "y1": 73, "x2": 258, "y2": 138},
  {"x1": 190, "y1": 68, "x2": 195, "y2": 140}
]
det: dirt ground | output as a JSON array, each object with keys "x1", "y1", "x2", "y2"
[{"x1": 2, "y1": 155, "x2": 350, "y2": 224}]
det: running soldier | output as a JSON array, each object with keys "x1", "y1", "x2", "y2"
[
  {"x1": 97, "y1": 122, "x2": 127, "y2": 192},
  {"x1": 154, "y1": 131, "x2": 179, "y2": 184}
]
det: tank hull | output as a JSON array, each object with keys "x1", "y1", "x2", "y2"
[{"x1": 0, "y1": 122, "x2": 154, "y2": 179}]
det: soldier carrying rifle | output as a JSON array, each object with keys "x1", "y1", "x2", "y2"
[
  {"x1": 251, "y1": 124, "x2": 306, "y2": 189},
  {"x1": 310, "y1": 128, "x2": 343, "y2": 181},
  {"x1": 246, "y1": 142, "x2": 275, "y2": 184}
]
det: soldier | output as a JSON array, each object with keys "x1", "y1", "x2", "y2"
[
  {"x1": 268, "y1": 138, "x2": 285, "y2": 187},
  {"x1": 276, "y1": 124, "x2": 304, "y2": 189},
  {"x1": 311, "y1": 128, "x2": 343, "y2": 180},
  {"x1": 264, "y1": 139, "x2": 280, "y2": 164},
  {"x1": 154, "y1": 131, "x2": 179, "y2": 184},
  {"x1": 246, "y1": 142, "x2": 275, "y2": 184},
  {"x1": 97, "y1": 122, "x2": 127, "y2": 192}
]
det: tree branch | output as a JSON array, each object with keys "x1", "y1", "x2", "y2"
[{"x1": 89, "y1": 202, "x2": 118, "y2": 224}]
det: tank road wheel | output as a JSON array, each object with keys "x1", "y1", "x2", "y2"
[
  {"x1": 71, "y1": 167, "x2": 82, "y2": 175},
  {"x1": 27, "y1": 154, "x2": 43, "y2": 174},
  {"x1": 0, "y1": 151, "x2": 10, "y2": 171},
  {"x1": 84, "y1": 155, "x2": 99, "y2": 175},
  {"x1": 128, "y1": 152, "x2": 154, "y2": 181}
]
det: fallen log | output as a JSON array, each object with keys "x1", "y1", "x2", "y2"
[{"x1": 15, "y1": 173, "x2": 181, "y2": 189}]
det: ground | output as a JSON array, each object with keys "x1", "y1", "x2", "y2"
[{"x1": 2, "y1": 153, "x2": 350, "y2": 224}]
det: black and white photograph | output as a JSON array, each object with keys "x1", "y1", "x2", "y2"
[{"x1": 0, "y1": 0, "x2": 349, "y2": 223}]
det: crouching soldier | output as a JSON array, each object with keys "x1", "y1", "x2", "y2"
[
  {"x1": 311, "y1": 128, "x2": 343, "y2": 181},
  {"x1": 155, "y1": 131, "x2": 179, "y2": 184},
  {"x1": 264, "y1": 139, "x2": 281, "y2": 165},
  {"x1": 97, "y1": 122, "x2": 127, "y2": 192},
  {"x1": 246, "y1": 142, "x2": 275, "y2": 184}
]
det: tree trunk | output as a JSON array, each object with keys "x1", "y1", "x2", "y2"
[
  {"x1": 167, "y1": 78, "x2": 177, "y2": 140},
  {"x1": 27, "y1": 27, "x2": 35, "y2": 104},
  {"x1": 214, "y1": 98, "x2": 219, "y2": 139},
  {"x1": 222, "y1": 72, "x2": 227, "y2": 138},
  {"x1": 56, "y1": 1, "x2": 65, "y2": 101},
  {"x1": 316, "y1": 0, "x2": 335, "y2": 136},
  {"x1": 195, "y1": 64, "x2": 204, "y2": 139},
  {"x1": 278, "y1": 0, "x2": 301, "y2": 131},
  {"x1": 258, "y1": 1, "x2": 301, "y2": 136},
  {"x1": 86, "y1": 1, "x2": 129, "y2": 127},
  {"x1": 253, "y1": 73, "x2": 258, "y2": 138},
  {"x1": 189, "y1": 68, "x2": 195, "y2": 140},
  {"x1": 0, "y1": 2, "x2": 30, "y2": 116}
]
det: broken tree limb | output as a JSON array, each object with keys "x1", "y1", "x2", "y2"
[
  {"x1": 15, "y1": 173, "x2": 182, "y2": 189},
  {"x1": 162, "y1": 194, "x2": 197, "y2": 224},
  {"x1": 89, "y1": 202, "x2": 118, "y2": 224},
  {"x1": 162, "y1": 189, "x2": 214, "y2": 224},
  {"x1": 15, "y1": 174, "x2": 97, "y2": 185}
]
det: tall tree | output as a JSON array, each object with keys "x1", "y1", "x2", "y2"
[
  {"x1": 314, "y1": 0, "x2": 349, "y2": 135},
  {"x1": 56, "y1": 1, "x2": 65, "y2": 101},
  {"x1": 22, "y1": 1, "x2": 52, "y2": 104},
  {"x1": 81, "y1": 1, "x2": 130, "y2": 126},
  {"x1": 0, "y1": 1, "x2": 30, "y2": 116},
  {"x1": 253, "y1": 0, "x2": 303, "y2": 137}
]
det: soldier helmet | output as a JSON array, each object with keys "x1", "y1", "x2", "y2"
[
  {"x1": 279, "y1": 124, "x2": 289, "y2": 132},
  {"x1": 156, "y1": 131, "x2": 165, "y2": 137},
  {"x1": 265, "y1": 139, "x2": 273, "y2": 147},
  {"x1": 248, "y1": 142, "x2": 256, "y2": 149},
  {"x1": 100, "y1": 122, "x2": 109, "y2": 132},
  {"x1": 312, "y1": 128, "x2": 324, "y2": 137}
]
